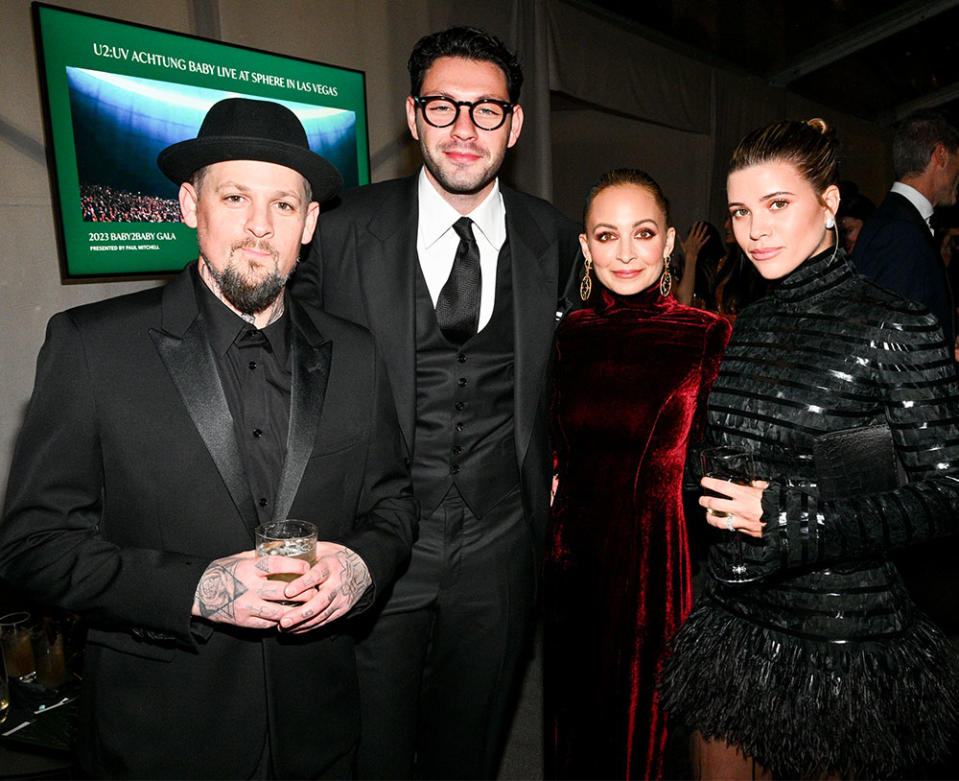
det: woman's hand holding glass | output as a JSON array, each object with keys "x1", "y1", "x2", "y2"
[{"x1": 699, "y1": 476, "x2": 768, "y2": 537}]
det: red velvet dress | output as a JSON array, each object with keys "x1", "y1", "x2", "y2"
[{"x1": 544, "y1": 285, "x2": 730, "y2": 779}]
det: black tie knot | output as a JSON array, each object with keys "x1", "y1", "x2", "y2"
[{"x1": 453, "y1": 216, "x2": 476, "y2": 244}]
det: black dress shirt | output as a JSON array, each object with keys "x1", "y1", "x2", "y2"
[{"x1": 196, "y1": 275, "x2": 291, "y2": 525}]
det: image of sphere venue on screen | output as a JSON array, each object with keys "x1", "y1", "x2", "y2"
[{"x1": 67, "y1": 67, "x2": 358, "y2": 223}]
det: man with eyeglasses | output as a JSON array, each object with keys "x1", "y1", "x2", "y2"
[{"x1": 293, "y1": 25, "x2": 580, "y2": 779}]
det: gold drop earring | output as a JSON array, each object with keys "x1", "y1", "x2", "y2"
[
  {"x1": 659, "y1": 256, "x2": 672, "y2": 297},
  {"x1": 580, "y1": 254, "x2": 593, "y2": 301}
]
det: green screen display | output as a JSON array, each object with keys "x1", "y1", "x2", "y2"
[{"x1": 34, "y1": 3, "x2": 369, "y2": 279}]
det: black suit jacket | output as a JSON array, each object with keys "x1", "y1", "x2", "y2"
[
  {"x1": 0, "y1": 265, "x2": 416, "y2": 778},
  {"x1": 852, "y1": 190, "x2": 954, "y2": 344},
  {"x1": 293, "y1": 175, "x2": 581, "y2": 552}
]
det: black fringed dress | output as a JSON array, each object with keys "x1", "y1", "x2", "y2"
[{"x1": 660, "y1": 247, "x2": 959, "y2": 779}]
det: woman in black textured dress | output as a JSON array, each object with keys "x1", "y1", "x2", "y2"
[{"x1": 660, "y1": 118, "x2": 959, "y2": 779}]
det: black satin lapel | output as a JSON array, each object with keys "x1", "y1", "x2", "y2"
[
  {"x1": 149, "y1": 321, "x2": 259, "y2": 530},
  {"x1": 274, "y1": 329, "x2": 331, "y2": 523},
  {"x1": 507, "y1": 210, "x2": 556, "y2": 468}
]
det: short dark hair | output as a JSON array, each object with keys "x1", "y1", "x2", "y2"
[
  {"x1": 408, "y1": 26, "x2": 524, "y2": 104},
  {"x1": 729, "y1": 118, "x2": 840, "y2": 197},
  {"x1": 583, "y1": 168, "x2": 672, "y2": 227},
  {"x1": 892, "y1": 110, "x2": 959, "y2": 180}
]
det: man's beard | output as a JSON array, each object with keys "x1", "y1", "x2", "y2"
[
  {"x1": 202, "y1": 242, "x2": 290, "y2": 315},
  {"x1": 422, "y1": 142, "x2": 500, "y2": 196}
]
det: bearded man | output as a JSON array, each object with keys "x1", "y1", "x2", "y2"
[{"x1": 0, "y1": 98, "x2": 416, "y2": 779}]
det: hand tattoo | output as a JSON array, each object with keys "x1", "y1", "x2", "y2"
[
  {"x1": 195, "y1": 559, "x2": 247, "y2": 621},
  {"x1": 336, "y1": 548, "x2": 371, "y2": 606}
]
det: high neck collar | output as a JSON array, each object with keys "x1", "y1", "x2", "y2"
[
  {"x1": 770, "y1": 244, "x2": 856, "y2": 303},
  {"x1": 597, "y1": 282, "x2": 669, "y2": 313}
]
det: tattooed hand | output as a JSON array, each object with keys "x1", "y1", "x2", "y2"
[
  {"x1": 191, "y1": 550, "x2": 310, "y2": 629},
  {"x1": 277, "y1": 543, "x2": 372, "y2": 633}
]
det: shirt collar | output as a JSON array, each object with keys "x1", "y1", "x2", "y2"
[
  {"x1": 417, "y1": 167, "x2": 506, "y2": 250},
  {"x1": 194, "y1": 265, "x2": 289, "y2": 363},
  {"x1": 891, "y1": 181, "x2": 934, "y2": 226}
]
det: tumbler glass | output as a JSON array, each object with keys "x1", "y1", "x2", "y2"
[
  {"x1": 255, "y1": 520, "x2": 318, "y2": 605},
  {"x1": 0, "y1": 612, "x2": 35, "y2": 682}
]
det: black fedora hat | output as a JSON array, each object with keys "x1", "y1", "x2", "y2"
[{"x1": 157, "y1": 98, "x2": 342, "y2": 202}]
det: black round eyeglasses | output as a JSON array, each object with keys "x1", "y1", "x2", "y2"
[{"x1": 413, "y1": 96, "x2": 514, "y2": 131}]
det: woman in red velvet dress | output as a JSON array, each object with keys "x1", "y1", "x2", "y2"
[{"x1": 544, "y1": 169, "x2": 731, "y2": 779}]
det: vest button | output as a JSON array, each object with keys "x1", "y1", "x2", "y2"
[
  {"x1": 452, "y1": 445, "x2": 463, "y2": 455},
  {"x1": 455, "y1": 402, "x2": 466, "y2": 411},
  {"x1": 457, "y1": 353, "x2": 467, "y2": 363},
  {"x1": 458, "y1": 377, "x2": 468, "y2": 387},
  {"x1": 450, "y1": 464, "x2": 460, "y2": 474},
  {"x1": 455, "y1": 423, "x2": 464, "y2": 432}
]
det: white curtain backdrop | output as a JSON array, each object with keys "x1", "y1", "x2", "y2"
[{"x1": 0, "y1": 0, "x2": 891, "y2": 491}]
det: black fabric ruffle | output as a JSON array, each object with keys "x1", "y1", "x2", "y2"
[{"x1": 660, "y1": 599, "x2": 959, "y2": 779}]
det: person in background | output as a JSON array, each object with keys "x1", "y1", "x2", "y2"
[
  {"x1": 674, "y1": 219, "x2": 726, "y2": 310},
  {"x1": 660, "y1": 118, "x2": 959, "y2": 779},
  {"x1": 853, "y1": 110, "x2": 959, "y2": 346},
  {"x1": 545, "y1": 168, "x2": 730, "y2": 779},
  {"x1": 676, "y1": 216, "x2": 766, "y2": 321},
  {"x1": 292, "y1": 26, "x2": 581, "y2": 779},
  {"x1": 0, "y1": 98, "x2": 416, "y2": 778},
  {"x1": 836, "y1": 190, "x2": 875, "y2": 254}
]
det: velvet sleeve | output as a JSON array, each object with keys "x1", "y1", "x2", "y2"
[
  {"x1": 742, "y1": 310, "x2": 959, "y2": 576},
  {"x1": 684, "y1": 316, "x2": 732, "y2": 489},
  {"x1": 691, "y1": 317, "x2": 733, "y2": 445}
]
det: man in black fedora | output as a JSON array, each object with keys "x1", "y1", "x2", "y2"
[{"x1": 0, "y1": 97, "x2": 416, "y2": 778}]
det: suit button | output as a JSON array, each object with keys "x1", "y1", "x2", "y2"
[
  {"x1": 458, "y1": 377, "x2": 468, "y2": 387},
  {"x1": 455, "y1": 401, "x2": 466, "y2": 411},
  {"x1": 457, "y1": 353, "x2": 467, "y2": 363},
  {"x1": 258, "y1": 497, "x2": 268, "y2": 507},
  {"x1": 452, "y1": 445, "x2": 463, "y2": 455},
  {"x1": 253, "y1": 428, "x2": 263, "y2": 438},
  {"x1": 450, "y1": 464, "x2": 460, "y2": 474},
  {"x1": 455, "y1": 423, "x2": 464, "y2": 432}
]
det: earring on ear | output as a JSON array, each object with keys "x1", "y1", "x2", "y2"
[
  {"x1": 659, "y1": 256, "x2": 672, "y2": 297},
  {"x1": 825, "y1": 215, "x2": 835, "y2": 229},
  {"x1": 580, "y1": 255, "x2": 593, "y2": 301}
]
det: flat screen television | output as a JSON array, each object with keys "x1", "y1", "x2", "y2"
[{"x1": 33, "y1": 2, "x2": 370, "y2": 279}]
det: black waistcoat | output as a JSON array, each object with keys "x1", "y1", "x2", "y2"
[{"x1": 412, "y1": 241, "x2": 519, "y2": 518}]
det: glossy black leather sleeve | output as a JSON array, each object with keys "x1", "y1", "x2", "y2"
[
  {"x1": 705, "y1": 249, "x2": 959, "y2": 578},
  {"x1": 759, "y1": 312, "x2": 959, "y2": 574}
]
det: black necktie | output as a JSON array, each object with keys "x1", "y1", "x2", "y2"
[{"x1": 435, "y1": 217, "x2": 481, "y2": 345}]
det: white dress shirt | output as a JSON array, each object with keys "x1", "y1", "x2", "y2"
[
  {"x1": 891, "y1": 181, "x2": 934, "y2": 234},
  {"x1": 416, "y1": 168, "x2": 507, "y2": 331}
]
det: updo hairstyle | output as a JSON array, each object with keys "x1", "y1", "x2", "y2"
[
  {"x1": 582, "y1": 168, "x2": 672, "y2": 228},
  {"x1": 728, "y1": 118, "x2": 840, "y2": 199}
]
